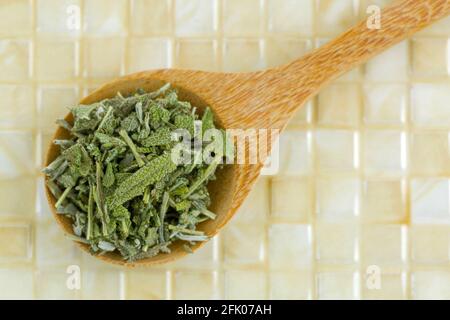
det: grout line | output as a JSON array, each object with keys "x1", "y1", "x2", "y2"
[
  {"x1": 119, "y1": 270, "x2": 126, "y2": 300},
  {"x1": 169, "y1": 0, "x2": 176, "y2": 68},
  {"x1": 310, "y1": 0, "x2": 318, "y2": 300},
  {"x1": 30, "y1": 0, "x2": 39, "y2": 300},
  {"x1": 260, "y1": 0, "x2": 270, "y2": 300},
  {"x1": 212, "y1": 234, "x2": 224, "y2": 299},
  {"x1": 216, "y1": 0, "x2": 224, "y2": 72},
  {"x1": 355, "y1": 68, "x2": 364, "y2": 300},
  {"x1": 166, "y1": 269, "x2": 173, "y2": 300},
  {"x1": 404, "y1": 37, "x2": 413, "y2": 299}
]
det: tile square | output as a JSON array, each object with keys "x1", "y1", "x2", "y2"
[
  {"x1": 0, "y1": 39, "x2": 30, "y2": 81},
  {"x1": 412, "y1": 38, "x2": 449, "y2": 78},
  {"x1": 222, "y1": 0, "x2": 262, "y2": 37},
  {"x1": 315, "y1": 129, "x2": 357, "y2": 173},
  {"x1": 0, "y1": 177, "x2": 35, "y2": 216},
  {"x1": 362, "y1": 272, "x2": 406, "y2": 300},
  {"x1": 80, "y1": 250, "x2": 118, "y2": 270},
  {"x1": 0, "y1": 0, "x2": 32, "y2": 37},
  {"x1": 0, "y1": 268, "x2": 33, "y2": 299},
  {"x1": 364, "y1": 130, "x2": 404, "y2": 175},
  {"x1": 223, "y1": 222, "x2": 265, "y2": 265},
  {"x1": 268, "y1": 224, "x2": 312, "y2": 270},
  {"x1": 40, "y1": 131, "x2": 54, "y2": 168},
  {"x1": 0, "y1": 224, "x2": 31, "y2": 262},
  {"x1": 175, "y1": 0, "x2": 216, "y2": 37},
  {"x1": 364, "y1": 41, "x2": 409, "y2": 81},
  {"x1": 361, "y1": 225, "x2": 406, "y2": 267},
  {"x1": 234, "y1": 178, "x2": 269, "y2": 223},
  {"x1": 316, "y1": 0, "x2": 358, "y2": 36},
  {"x1": 265, "y1": 38, "x2": 312, "y2": 68},
  {"x1": 315, "y1": 223, "x2": 357, "y2": 264},
  {"x1": 131, "y1": 0, "x2": 171, "y2": 35},
  {"x1": 82, "y1": 269, "x2": 122, "y2": 299},
  {"x1": 410, "y1": 131, "x2": 450, "y2": 175},
  {"x1": 411, "y1": 226, "x2": 450, "y2": 264},
  {"x1": 411, "y1": 83, "x2": 450, "y2": 128},
  {"x1": 0, "y1": 85, "x2": 34, "y2": 130},
  {"x1": 35, "y1": 267, "x2": 79, "y2": 299},
  {"x1": 225, "y1": 270, "x2": 266, "y2": 299},
  {"x1": 316, "y1": 177, "x2": 359, "y2": 221},
  {"x1": 173, "y1": 237, "x2": 215, "y2": 268},
  {"x1": 128, "y1": 38, "x2": 171, "y2": 73},
  {"x1": 316, "y1": 271, "x2": 358, "y2": 300},
  {"x1": 37, "y1": 0, "x2": 81, "y2": 35},
  {"x1": 35, "y1": 220, "x2": 80, "y2": 267},
  {"x1": 174, "y1": 271, "x2": 217, "y2": 299},
  {"x1": 268, "y1": 0, "x2": 313, "y2": 36},
  {"x1": 223, "y1": 39, "x2": 264, "y2": 72},
  {"x1": 36, "y1": 177, "x2": 52, "y2": 220},
  {"x1": 277, "y1": 130, "x2": 310, "y2": 176},
  {"x1": 334, "y1": 68, "x2": 361, "y2": 82},
  {"x1": 411, "y1": 179, "x2": 450, "y2": 224},
  {"x1": 289, "y1": 101, "x2": 313, "y2": 127},
  {"x1": 358, "y1": 0, "x2": 391, "y2": 18},
  {"x1": 416, "y1": 15, "x2": 450, "y2": 36},
  {"x1": 36, "y1": 40, "x2": 78, "y2": 81},
  {"x1": 363, "y1": 84, "x2": 407, "y2": 125},
  {"x1": 317, "y1": 84, "x2": 361, "y2": 127},
  {"x1": 126, "y1": 270, "x2": 167, "y2": 300},
  {"x1": 412, "y1": 271, "x2": 450, "y2": 299},
  {"x1": 84, "y1": 38, "x2": 125, "y2": 79},
  {"x1": 84, "y1": 0, "x2": 127, "y2": 35},
  {"x1": 0, "y1": 131, "x2": 35, "y2": 178},
  {"x1": 38, "y1": 86, "x2": 79, "y2": 133},
  {"x1": 175, "y1": 39, "x2": 218, "y2": 71},
  {"x1": 271, "y1": 177, "x2": 310, "y2": 223},
  {"x1": 270, "y1": 271, "x2": 312, "y2": 300},
  {"x1": 362, "y1": 179, "x2": 406, "y2": 223}
]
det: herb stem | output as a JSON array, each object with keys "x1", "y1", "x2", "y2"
[
  {"x1": 184, "y1": 157, "x2": 220, "y2": 199},
  {"x1": 201, "y1": 208, "x2": 217, "y2": 220},
  {"x1": 95, "y1": 162, "x2": 109, "y2": 236},
  {"x1": 86, "y1": 182, "x2": 94, "y2": 240},
  {"x1": 176, "y1": 234, "x2": 209, "y2": 242},
  {"x1": 65, "y1": 233, "x2": 90, "y2": 244},
  {"x1": 54, "y1": 186, "x2": 72, "y2": 208},
  {"x1": 96, "y1": 106, "x2": 113, "y2": 132},
  {"x1": 119, "y1": 129, "x2": 145, "y2": 167},
  {"x1": 168, "y1": 225, "x2": 205, "y2": 236},
  {"x1": 159, "y1": 192, "x2": 170, "y2": 243}
]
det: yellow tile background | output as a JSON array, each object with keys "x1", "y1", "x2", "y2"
[{"x1": 0, "y1": 0, "x2": 449, "y2": 300}]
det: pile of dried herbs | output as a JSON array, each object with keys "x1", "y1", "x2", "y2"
[{"x1": 43, "y1": 84, "x2": 229, "y2": 262}]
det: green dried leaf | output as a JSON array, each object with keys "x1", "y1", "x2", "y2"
[
  {"x1": 174, "y1": 114, "x2": 195, "y2": 136},
  {"x1": 95, "y1": 132, "x2": 126, "y2": 148},
  {"x1": 103, "y1": 162, "x2": 115, "y2": 188},
  {"x1": 148, "y1": 104, "x2": 170, "y2": 129},
  {"x1": 141, "y1": 127, "x2": 172, "y2": 147},
  {"x1": 108, "y1": 153, "x2": 177, "y2": 209}
]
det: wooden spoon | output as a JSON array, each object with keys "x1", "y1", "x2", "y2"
[{"x1": 45, "y1": 0, "x2": 449, "y2": 266}]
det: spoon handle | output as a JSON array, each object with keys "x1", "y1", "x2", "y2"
[{"x1": 258, "y1": 0, "x2": 450, "y2": 129}]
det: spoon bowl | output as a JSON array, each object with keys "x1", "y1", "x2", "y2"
[
  {"x1": 45, "y1": 0, "x2": 449, "y2": 266},
  {"x1": 45, "y1": 75, "x2": 241, "y2": 266}
]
